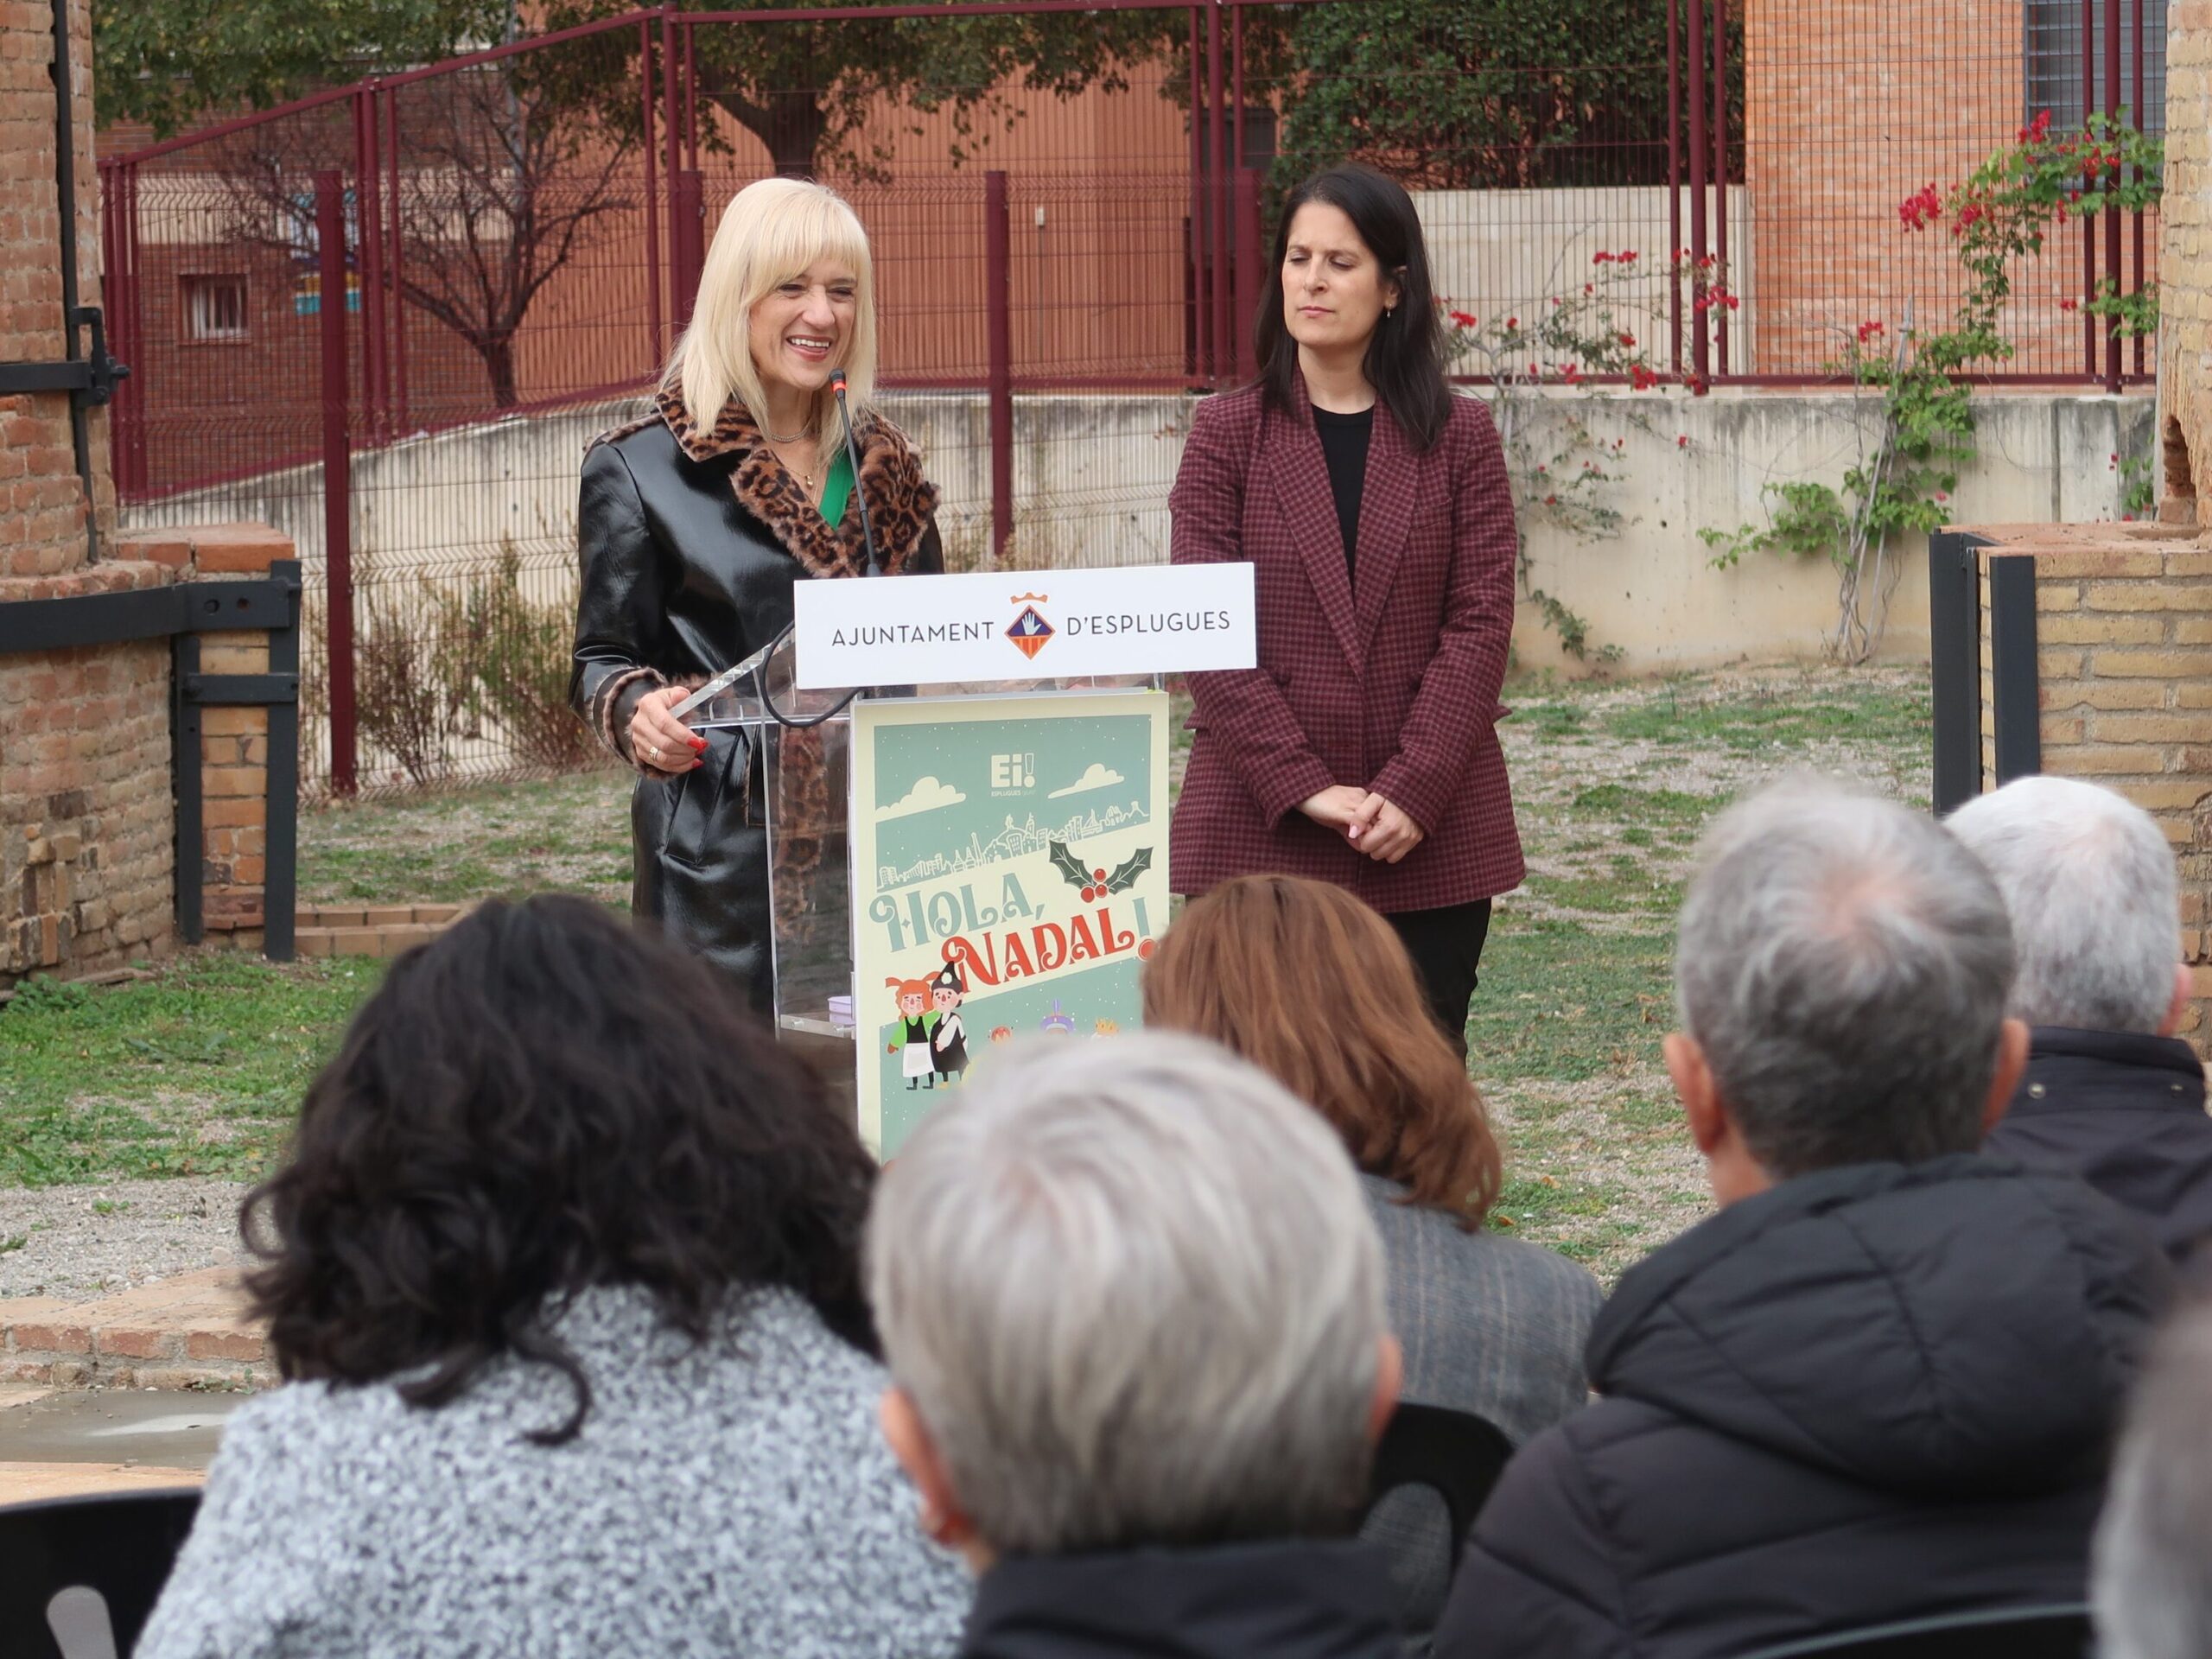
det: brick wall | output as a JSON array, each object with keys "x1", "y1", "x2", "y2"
[
  {"x1": 3, "y1": 0, "x2": 109, "y2": 572},
  {"x1": 2, "y1": 0, "x2": 291, "y2": 983},
  {"x1": 2163, "y1": 2, "x2": 2211, "y2": 520},
  {"x1": 1968, "y1": 523, "x2": 2212, "y2": 1042}
]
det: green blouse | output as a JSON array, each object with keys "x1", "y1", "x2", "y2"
[{"x1": 818, "y1": 449, "x2": 854, "y2": 527}]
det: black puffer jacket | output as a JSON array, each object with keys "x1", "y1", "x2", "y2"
[
  {"x1": 1984, "y1": 1026, "x2": 2212, "y2": 1264},
  {"x1": 570, "y1": 390, "x2": 941, "y2": 1007},
  {"x1": 964, "y1": 1541, "x2": 1401, "y2": 1659},
  {"x1": 1433, "y1": 1157, "x2": 2170, "y2": 1659}
]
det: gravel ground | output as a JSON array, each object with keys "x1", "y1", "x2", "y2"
[{"x1": 0, "y1": 1179, "x2": 256, "y2": 1301}]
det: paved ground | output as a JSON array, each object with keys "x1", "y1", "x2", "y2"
[{"x1": 0, "y1": 1383, "x2": 225, "y2": 1505}]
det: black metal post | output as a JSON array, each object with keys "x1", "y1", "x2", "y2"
[
  {"x1": 1928, "y1": 530, "x2": 1985, "y2": 814},
  {"x1": 171, "y1": 632, "x2": 204, "y2": 944},
  {"x1": 1988, "y1": 554, "x2": 2044, "y2": 785},
  {"x1": 262, "y1": 562, "x2": 301, "y2": 961}
]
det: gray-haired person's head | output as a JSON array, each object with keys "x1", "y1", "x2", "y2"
[
  {"x1": 1675, "y1": 778, "x2": 2016, "y2": 1176},
  {"x1": 865, "y1": 1032, "x2": 1390, "y2": 1557},
  {"x1": 2095, "y1": 1302, "x2": 2212, "y2": 1659},
  {"x1": 1947, "y1": 774, "x2": 2182, "y2": 1035}
]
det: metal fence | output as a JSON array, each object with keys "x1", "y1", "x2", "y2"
[{"x1": 99, "y1": 0, "x2": 2165, "y2": 797}]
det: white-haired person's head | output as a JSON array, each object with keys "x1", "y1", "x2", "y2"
[
  {"x1": 1667, "y1": 778, "x2": 2025, "y2": 1204},
  {"x1": 865, "y1": 1032, "x2": 1400, "y2": 1565},
  {"x1": 2096, "y1": 1300, "x2": 2212, "y2": 1659},
  {"x1": 1947, "y1": 774, "x2": 2189, "y2": 1037}
]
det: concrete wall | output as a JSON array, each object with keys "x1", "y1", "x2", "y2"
[{"x1": 121, "y1": 385, "x2": 2156, "y2": 685}]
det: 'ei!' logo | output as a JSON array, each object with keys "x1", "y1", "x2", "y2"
[{"x1": 1006, "y1": 592, "x2": 1054, "y2": 660}]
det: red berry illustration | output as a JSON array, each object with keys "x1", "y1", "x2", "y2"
[
  {"x1": 1081, "y1": 886, "x2": 1098, "y2": 903},
  {"x1": 1093, "y1": 868, "x2": 1107, "y2": 882}
]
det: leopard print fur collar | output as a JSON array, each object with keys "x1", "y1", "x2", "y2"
[{"x1": 641, "y1": 387, "x2": 938, "y2": 580}]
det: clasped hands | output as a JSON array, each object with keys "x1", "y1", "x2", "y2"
[
  {"x1": 628, "y1": 686, "x2": 708, "y2": 776},
  {"x1": 1300, "y1": 785, "x2": 1424, "y2": 864}
]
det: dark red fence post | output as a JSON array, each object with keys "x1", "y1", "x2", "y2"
[
  {"x1": 1234, "y1": 166, "x2": 1263, "y2": 379},
  {"x1": 2082, "y1": 0, "x2": 2097, "y2": 377},
  {"x1": 1711, "y1": 0, "x2": 1729, "y2": 376},
  {"x1": 985, "y1": 170, "x2": 1014, "y2": 567},
  {"x1": 316, "y1": 170, "x2": 358, "y2": 797},
  {"x1": 1667, "y1": 0, "x2": 1681, "y2": 378},
  {"x1": 2133, "y1": 0, "x2": 2145, "y2": 379},
  {"x1": 2104, "y1": 0, "x2": 2121, "y2": 394},
  {"x1": 641, "y1": 19, "x2": 663, "y2": 366},
  {"x1": 353, "y1": 89, "x2": 389, "y2": 440},
  {"x1": 1206, "y1": 0, "x2": 1229, "y2": 385},
  {"x1": 673, "y1": 169, "x2": 706, "y2": 327},
  {"x1": 1687, "y1": 0, "x2": 1708, "y2": 389}
]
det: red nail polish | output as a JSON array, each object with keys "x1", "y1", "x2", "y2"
[{"x1": 690, "y1": 736, "x2": 707, "y2": 751}]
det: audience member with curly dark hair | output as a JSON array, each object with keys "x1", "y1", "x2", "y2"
[{"x1": 138, "y1": 895, "x2": 969, "y2": 1659}]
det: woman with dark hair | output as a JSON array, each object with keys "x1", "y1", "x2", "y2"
[
  {"x1": 1169, "y1": 164, "x2": 1523, "y2": 1053},
  {"x1": 1143, "y1": 873, "x2": 1599, "y2": 1639},
  {"x1": 137, "y1": 895, "x2": 968, "y2": 1659}
]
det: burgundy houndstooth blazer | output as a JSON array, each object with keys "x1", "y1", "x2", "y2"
[{"x1": 1168, "y1": 373, "x2": 1525, "y2": 914}]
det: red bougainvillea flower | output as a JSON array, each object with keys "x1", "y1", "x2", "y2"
[
  {"x1": 1857, "y1": 320, "x2": 1885, "y2": 344},
  {"x1": 1544, "y1": 494, "x2": 1558, "y2": 505},
  {"x1": 1630, "y1": 362, "x2": 1660, "y2": 391},
  {"x1": 1507, "y1": 316, "x2": 1518, "y2": 329},
  {"x1": 2058, "y1": 296, "x2": 2080, "y2": 312},
  {"x1": 2017, "y1": 109, "x2": 2053, "y2": 143},
  {"x1": 1619, "y1": 251, "x2": 1638, "y2": 263},
  {"x1": 1619, "y1": 332, "x2": 1637, "y2": 348},
  {"x1": 1562, "y1": 364, "x2": 1584, "y2": 385},
  {"x1": 1448, "y1": 309, "x2": 1478, "y2": 328},
  {"x1": 1677, "y1": 435, "x2": 1690, "y2": 448},
  {"x1": 1593, "y1": 251, "x2": 1616, "y2": 264},
  {"x1": 1898, "y1": 183, "x2": 1942, "y2": 231},
  {"x1": 1935, "y1": 491, "x2": 1948, "y2": 502}
]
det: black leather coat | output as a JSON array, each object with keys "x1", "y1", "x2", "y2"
[{"x1": 570, "y1": 391, "x2": 943, "y2": 1007}]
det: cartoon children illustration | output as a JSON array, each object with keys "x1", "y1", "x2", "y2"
[
  {"x1": 929, "y1": 963, "x2": 969, "y2": 1084},
  {"x1": 1039, "y1": 1001, "x2": 1077, "y2": 1037},
  {"x1": 886, "y1": 976, "x2": 938, "y2": 1090}
]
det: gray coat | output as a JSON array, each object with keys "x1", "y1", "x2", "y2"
[
  {"x1": 1357, "y1": 1174, "x2": 1602, "y2": 1637},
  {"x1": 137, "y1": 1286, "x2": 969, "y2": 1659}
]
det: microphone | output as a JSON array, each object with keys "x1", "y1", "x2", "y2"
[{"x1": 830, "y1": 368, "x2": 882, "y2": 578}]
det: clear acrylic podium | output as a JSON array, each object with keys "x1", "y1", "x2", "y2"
[{"x1": 682, "y1": 627, "x2": 1161, "y2": 1142}]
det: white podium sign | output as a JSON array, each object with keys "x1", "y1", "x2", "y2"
[{"x1": 791, "y1": 563, "x2": 1257, "y2": 690}]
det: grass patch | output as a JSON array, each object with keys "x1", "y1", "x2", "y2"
[
  {"x1": 0, "y1": 956, "x2": 381, "y2": 1186},
  {"x1": 301, "y1": 770, "x2": 632, "y2": 908},
  {"x1": 1601, "y1": 682, "x2": 1933, "y2": 753},
  {"x1": 1465, "y1": 918, "x2": 1673, "y2": 1084}
]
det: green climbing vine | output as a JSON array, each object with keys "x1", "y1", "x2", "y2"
[{"x1": 1702, "y1": 108, "x2": 2162, "y2": 663}]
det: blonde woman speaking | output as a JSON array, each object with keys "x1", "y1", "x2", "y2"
[{"x1": 572, "y1": 178, "x2": 944, "y2": 1007}]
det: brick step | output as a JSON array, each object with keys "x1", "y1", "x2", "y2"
[
  {"x1": 294, "y1": 903, "x2": 470, "y2": 959},
  {"x1": 0, "y1": 1269, "x2": 270, "y2": 1391}
]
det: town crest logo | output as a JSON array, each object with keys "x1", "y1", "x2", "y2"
[{"x1": 1006, "y1": 592, "x2": 1054, "y2": 660}]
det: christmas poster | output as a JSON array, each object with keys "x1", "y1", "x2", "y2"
[{"x1": 849, "y1": 690, "x2": 1171, "y2": 1155}]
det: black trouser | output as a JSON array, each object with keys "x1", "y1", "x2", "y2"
[{"x1": 1386, "y1": 899, "x2": 1493, "y2": 1062}]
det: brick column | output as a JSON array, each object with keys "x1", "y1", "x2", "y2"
[
  {"x1": 115, "y1": 524, "x2": 293, "y2": 952},
  {"x1": 1971, "y1": 523, "x2": 2212, "y2": 1042}
]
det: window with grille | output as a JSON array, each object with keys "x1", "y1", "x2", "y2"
[
  {"x1": 184, "y1": 275, "x2": 249, "y2": 342},
  {"x1": 2024, "y1": 0, "x2": 2169, "y2": 134}
]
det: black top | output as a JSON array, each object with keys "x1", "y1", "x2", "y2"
[
  {"x1": 965, "y1": 1539, "x2": 1401, "y2": 1659},
  {"x1": 1435, "y1": 1154, "x2": 2171, "y2": 1659},
  {"x1": 1984, "y1": 1025, "x2": 2212, "y2": 1263},
  {"x1": 1312, "y1": 403, "x2": 1373, "y2": 577}
]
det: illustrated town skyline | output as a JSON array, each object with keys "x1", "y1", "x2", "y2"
[{"x1": 878, "y1": 798, "x2": 1150, "y2": 890}]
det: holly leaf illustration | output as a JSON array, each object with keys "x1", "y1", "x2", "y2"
[
  {"x1": 1047, "y1": 839, "x2": 1091, "y2": 888},
  {"x1": 1103, "y1": 847, "x2": 1153, "y2": 894}
]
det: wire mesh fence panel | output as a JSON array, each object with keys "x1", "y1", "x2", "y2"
[{"x1": 99, "y1": 0, "x2": 2162, "y2": 798}]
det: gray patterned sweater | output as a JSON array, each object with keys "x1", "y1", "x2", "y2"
[{"x1": 137, "y1": 1285, "x2": 970, "y2": 1659}]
